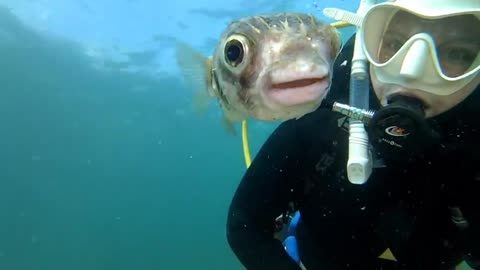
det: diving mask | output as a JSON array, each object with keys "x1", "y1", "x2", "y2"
[{"x1": 360, "y1": 0, "x2": 480, "y2": 96}]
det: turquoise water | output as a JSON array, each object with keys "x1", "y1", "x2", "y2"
[{"x1": 0, "y1": 1, "x2": 355, "y2": 269}]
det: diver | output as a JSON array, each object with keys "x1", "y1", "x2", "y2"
[{"x1": 226, "y1": 0, "x2": 480, "y2": 269}]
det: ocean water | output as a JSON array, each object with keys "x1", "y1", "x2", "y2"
[{"x1": 0, "y1": 0, "x2": 356, "y2": 269}]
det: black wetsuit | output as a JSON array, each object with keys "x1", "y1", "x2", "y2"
[{"x1": 226, "y1": 35, "x2": 480, "y2": 270}]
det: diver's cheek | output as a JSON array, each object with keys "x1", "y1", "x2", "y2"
[
  {"x1": 426, "y1": 96, "x2": 465, "y2": 118},
  {"x1": 427, "y1": 76, "x2": 479, "y2": 117},
  {"x1": 370, "y1": 69, "x2": 388, "y2": 106},
  {"x1": 425, "y1": 96, "x2": 460, "y2": 118},
  {"x1": 422, "y1": 97, "x2": 442, "y2": 118}
]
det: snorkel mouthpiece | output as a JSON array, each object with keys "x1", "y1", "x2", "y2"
[
  {"x1": 370, "y1": 95, "x2": 426, "y2": 139},
  {"x1": 386, "y1": 95, "x2": 425, "y2": 116},
  {"x1": 330, "y1": 95, "x2": 441, "y2": 161}
]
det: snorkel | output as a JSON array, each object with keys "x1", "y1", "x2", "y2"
[{"x1": 324, "y1": 0, "x2": 377, "y2": 184}]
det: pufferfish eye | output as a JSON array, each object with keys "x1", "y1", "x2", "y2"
[{"x1": 224, "y1": 38, "x2": 245, "y2": 67}]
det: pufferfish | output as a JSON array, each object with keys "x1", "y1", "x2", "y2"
[{"x1": 176, "y1": 12, "x2": 342, "y2": 134}]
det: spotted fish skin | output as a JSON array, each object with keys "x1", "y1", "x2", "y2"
[{"x1": 176, "y1": 12, "x2": 342, "y2": 133}]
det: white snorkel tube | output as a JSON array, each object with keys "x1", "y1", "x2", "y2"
[{"x1": 324, "y1": 0, "x2": 377, "y2": 184}]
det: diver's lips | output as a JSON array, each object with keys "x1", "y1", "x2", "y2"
[{"x1": 271, "y1": 77, "x2": 327, "y2": 90}]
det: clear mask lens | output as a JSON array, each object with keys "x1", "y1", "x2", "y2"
[{"x1": 363, "y1": 8, "x2": 480, "y2": 80}]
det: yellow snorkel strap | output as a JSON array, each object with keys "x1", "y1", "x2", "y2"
[
  {"x1": 330, "y1": 21, "x2": 352, "y2": 28},
  {"x1": 242, "y1": 120, "x2": 252, "y2": 168}
]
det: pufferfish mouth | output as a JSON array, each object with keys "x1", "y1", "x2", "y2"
[
  {"x1": 265, "y1": 73, "x2": 331, "y2": 108},
  {"x1": 271, "y1": 77, "x2": 328, "y2": 90}
]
